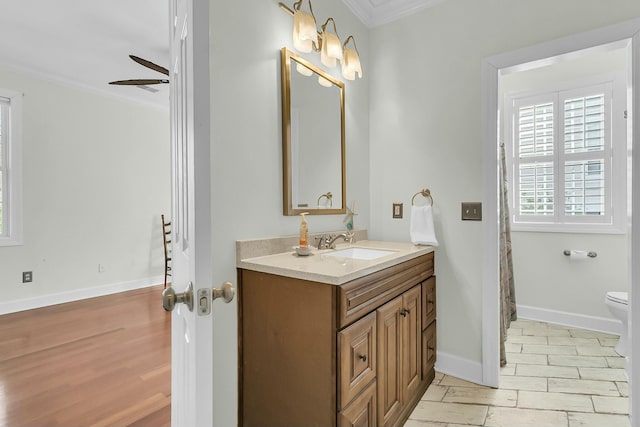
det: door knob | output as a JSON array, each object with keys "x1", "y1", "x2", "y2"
[
  {"x1": 212, "y1": 282, "x2": 235, "y2": 303},
  {"x1": 162, "y1": 281, "x2": 194, "y2": 312}
]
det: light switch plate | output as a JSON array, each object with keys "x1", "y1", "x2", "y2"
[
  {"x1": 461, "y1": 202, "x2": 482, "y2": 221},
  {"x1": 392, "y1": 202, "x2": 403, "y2": 219}
]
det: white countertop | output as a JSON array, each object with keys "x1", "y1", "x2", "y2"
[{"x1": 237, "y1": 240, "x2": 434, "y2": 285}]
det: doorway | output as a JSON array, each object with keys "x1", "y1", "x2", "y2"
[
  {"x1": 482, "y1": 18, "x2": 640, "y2": 422},
  {"x1": 499, "y1": 43, "x2": 629, "y2": 333}
]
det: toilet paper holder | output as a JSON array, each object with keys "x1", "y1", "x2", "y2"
[{"x1": 563, "y1": 250, "x2": 597, "y2": 258}]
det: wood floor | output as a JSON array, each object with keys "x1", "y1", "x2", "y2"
[{"x1": 0, "y1": 285, "x2": 171, "y2": 427}]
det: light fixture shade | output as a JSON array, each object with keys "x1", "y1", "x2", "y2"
[
  {"x1": 293, "y1": 11, "x2": 317, "y2": 53},
  {"x1": 318, "y1": 76, "x2": 333, "y2": 87},
  {"x1": 341, "y1": 47, "x2": 362, "y2": 80},
  {"x1": 296, "y1": 63, "x2": 313, "y2": 77},
  {"x1": 320, "y1": 32, "x2": 343, "y2": 67}
]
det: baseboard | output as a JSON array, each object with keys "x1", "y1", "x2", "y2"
[
  {"x1": 517, "y1": 304, "x2": 622, "y2": 336},
  {"x1": 435, "y1": 351, "x2": 484, "y2": 386},
  {"x1": 0, "y1": 276, "x2": 164, "y2": 315}
]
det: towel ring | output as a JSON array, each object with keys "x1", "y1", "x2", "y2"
[
  {"x1": 317, "y1": 192, "x2": 333, "y2": 208},
  {"x1": 411, "y1": 188, "x2": 433, "y2": 206}
]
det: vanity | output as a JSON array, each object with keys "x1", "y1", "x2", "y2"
[{"x1": 237, "y1": 238, "x2": 436, "y2": 427}]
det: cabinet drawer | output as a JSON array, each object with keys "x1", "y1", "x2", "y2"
[
  {"x1": 421, "y1": 276, "x2": 436, "y2": 329},
  {"x1": 339, "y1": 252, "x2": 434, "y2": 328},
  {"x1": 338, "y1": 312, "x2": 377, "y2": 410},
  {"x1": 338, "y1": 380, "x2": 377, "y2": 427},
  {"x1": 422, "y1": 321, "x2": 437, "y2": 380}
]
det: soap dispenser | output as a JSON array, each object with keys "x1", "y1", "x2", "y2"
[{"x1": 299, "y1": 212, "x2": 309, "y2": 248}]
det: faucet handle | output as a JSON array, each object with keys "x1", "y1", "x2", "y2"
[
  {"x1": 315, "y1": 234, "x2": 328, "y2": 249},
  {"x1": 346, "y1": 231, "x2": 355, "y2": 244}
]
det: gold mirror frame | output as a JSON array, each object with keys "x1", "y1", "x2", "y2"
[{"x1": 281, "y1": 47, "x2": 346, "y2": 216}]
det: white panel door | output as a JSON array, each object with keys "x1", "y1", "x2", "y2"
[{"x1": 167, "y1": 0, "x2": 214, "y2": 425}]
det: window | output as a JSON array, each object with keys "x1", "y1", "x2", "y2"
[
  {"x1": 0, "y1": 89, "x2": 23, "y2": 246},
  {"x1": 505, "y1": 80, "x2": 626, "y2": 233}
]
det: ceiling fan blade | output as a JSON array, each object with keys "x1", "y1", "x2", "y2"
[
  {"x1": 109, "y1": 79, "x2": 170, "y2": 85},
  {"x1": 129, "y1": 55, "x2": 170, "y2": 76}
]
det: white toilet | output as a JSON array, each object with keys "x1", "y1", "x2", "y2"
[{"x1": 605, "y1": 291, "x2": 628, "y2": 357}]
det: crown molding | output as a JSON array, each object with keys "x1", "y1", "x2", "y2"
[{"x1": 342, "y1": 0, "x2": 449, "y2": 28}]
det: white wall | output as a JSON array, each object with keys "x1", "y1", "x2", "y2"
[
  {"x1": 0, "y1": 66, "x2": 170, "y2": 310},
  {"x1": 512, "y1": 233, "x2": 627, "y2": 318},
  {"x1": 209, "y1": 1, "x2": 370, "y2": 425},
  {"x1": 369, "y1": 0, "x2": 640, "y2": 368},
  {"x1": 500, "y1": 48, "x2": 628, "y2": 324}
]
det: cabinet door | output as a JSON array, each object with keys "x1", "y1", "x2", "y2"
[
  {"x1": 422, "y1": 321, "x2": 437, "y2": 380},
  {"x1": 338, "y1": 380, "x2": 377, "y2": 427},
  {"x1": 377, "y1": 296, "x2": 403, "y2": 426},
  {"x1": 401, "y1": 285, "x2": 422, "y2": 401},
  {"x1": 338, "y1": 312, "x2": 377, "y2": 410},
  {"x1": 421, "y1": 276, "x2": 436, "y2": 329}
]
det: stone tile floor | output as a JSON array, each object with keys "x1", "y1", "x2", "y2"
[{"x1": 404, "y1": 318, "x2": 629, "y2": 427}]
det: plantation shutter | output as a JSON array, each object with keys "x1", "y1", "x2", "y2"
[
  {"x1": 562, "y1": 93, "x2": 606, "y2": 217},
  {"x1": 515, "y1": 98, "x2": 555, "y2": 218},
  {"x1": 509, "y1": 83, "x2": 613, "y2": 228}
]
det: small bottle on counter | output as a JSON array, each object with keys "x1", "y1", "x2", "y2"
[{"x1": 299, "y1": 212, "x2": 309, "y2": 248}]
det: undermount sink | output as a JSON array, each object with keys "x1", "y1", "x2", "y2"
[{"x1": 323, "y1": 247, "x2": 396, "y2": 260}]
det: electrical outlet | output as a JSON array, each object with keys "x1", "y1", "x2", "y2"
[
  {"x1": 98, "y1": 264, "x2": 105, "y2": 273},
  {"x1": 461, "y1": 202, "x2": 482, "y2": 221},
  {"x1": 22, "y1": 271, "x2": 33, "y2": 283}
]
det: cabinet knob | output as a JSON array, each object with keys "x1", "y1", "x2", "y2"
[
  {"x1": 400, "y1": 308, "x2": 410, "y2": 317},
  {"x1": 358, "y1": 354, "x2": 367, "y2": 362}
]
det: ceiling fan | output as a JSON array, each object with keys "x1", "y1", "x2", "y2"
[{"x1": 109, "y1": 55, "x2": 169, "y2": 86}]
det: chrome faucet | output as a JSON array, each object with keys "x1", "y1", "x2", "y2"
[{"x1": 316, "y1": 232, "x2": 356, "y2": 249}]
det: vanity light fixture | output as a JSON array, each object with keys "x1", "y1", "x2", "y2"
[
  {"x1": 279, "y1": 0, "x2": 363, "y2": 81},
  {"x1": 294, "y1": 54, "x2": 335, "y2": 87},
  {"x1": 291, "y1": 0, "x2": 318, "y2": 53},
  {"x1": 319, "y1": 18, "x2": 343, "y2": 67},
  {"x1": 341, "y1": 36, "x2": 362, "y2": 80},
  {"x1": 296, "y1": 62, "x2": 313, "y2": 76},
  {"x1": 317, "y1": 75, "x2": 333, "y2": 87}
]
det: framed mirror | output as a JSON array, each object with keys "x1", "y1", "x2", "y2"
[{"x1": 281, "y1": 47, "x2": 346, "y2": 216}]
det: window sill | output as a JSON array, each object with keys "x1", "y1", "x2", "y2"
[
  {"x1": 0, "y1": 236, "x2": 24, "y2": 247},
  {"x1": 511, "y1": 222, "x2": 626, "y2": 235}
]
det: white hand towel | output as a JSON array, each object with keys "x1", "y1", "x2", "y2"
[{"x1": 410, "y1": 205, "x2": 439, "y2": 246}]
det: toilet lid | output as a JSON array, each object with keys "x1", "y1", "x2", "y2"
[{"x1": 607, "y1": 291, "x2": 628, "y2": 305}]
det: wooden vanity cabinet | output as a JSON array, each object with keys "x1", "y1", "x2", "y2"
[
  {"x1": 376, "y1": 285, "x2": 422, "y2": 426},
  {"x1": 338, "y1": 381, "x2": 377, "y2": 427},
  {"x1": 338, "y1": 312, "x2": 377, "y2": 409},
  {"x1": 421, "y1": 277, "x2": 437, "y2": 381},
  {"x1": 238, "y1": 252, "x2": 435, "y2": 427}
]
